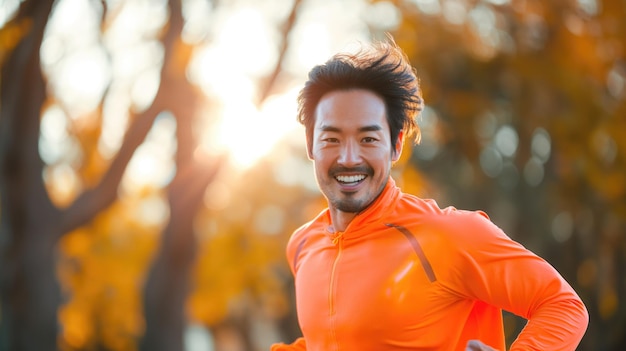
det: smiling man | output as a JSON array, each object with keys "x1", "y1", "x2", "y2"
[
  {"x1": 310, "y1": 89, "x2": 399, "y2": 232},
  {"x1": 271, "y1": 37, "x2": 588, "y2": 351}
]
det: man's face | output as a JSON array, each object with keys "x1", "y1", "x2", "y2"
[{"x1": 308, "y1": 89, "x2": 402, "y2": 214}]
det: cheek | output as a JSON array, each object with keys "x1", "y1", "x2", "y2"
[
  {"x1": 311, "y1": 150, "x2": 332, "y2": 171},
  {"x1": 310, "y1": 147, "x2": 322, "y2": 162},
  {"x1": 370, "y1": 148, "x2": 395, "y2": 163},
  {"x1": 311, "y1": 144, "x2": 335, "y2": 162}
]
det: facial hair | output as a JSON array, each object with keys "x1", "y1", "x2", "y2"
[{"x1": 327, "y1": 165, "x2": 387, "y2": 214}]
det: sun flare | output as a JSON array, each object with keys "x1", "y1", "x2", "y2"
[{"x1": 200, "y1": 88, "x2": 301, "y2": 169}]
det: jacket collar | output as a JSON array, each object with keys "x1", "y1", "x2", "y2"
[{"x1": 323, "y1": 177, "x2": 401, "y2": 238}]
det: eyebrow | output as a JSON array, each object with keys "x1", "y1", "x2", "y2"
[{"x1": 319, "y1": 124, "x2": 383, "y2": 133}]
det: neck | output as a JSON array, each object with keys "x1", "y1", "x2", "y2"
[
  {"x1": 328, "y1": 209, "x2": 357, "y2": 233},
  {"x1": 327, "y1": 177, "x2": 395, "y2": 233}
]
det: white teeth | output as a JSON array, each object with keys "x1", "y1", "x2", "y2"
[{"x1": 336, "y1": 175, "x2": 366, "y2": 183}]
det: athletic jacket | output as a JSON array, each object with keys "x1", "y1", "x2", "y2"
[{"x1": 271, "y1": 178, "x2": 588, "y2": 351}]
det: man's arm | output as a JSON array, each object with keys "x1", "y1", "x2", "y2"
[
  {"x1": 447, "y1": 211, "x2": 589, "y2": 351},
  {"x1": 507, "y1": 292, "x2": 588, "y2": 351}
]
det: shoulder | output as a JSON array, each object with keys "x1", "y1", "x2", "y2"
[
  {"x1": 287, "y1": 220, "x2": 315, "y2": 252},
  {"x1": 393, "y1": 192, "x2": 444, "y2": 217},
  {"x1": 394, "y1": 193, "x2": 508, "y2": 245},
  {"x1": 434, "y1": 208, "x2": 508, "y2": 246},
  {"x1": 285, "y1": 209, "x2": 328, "y2": 264},
  {"x1": 395, "y1": 192, "x2": 492, "y2": 227}
]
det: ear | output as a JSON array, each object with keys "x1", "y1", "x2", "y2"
[
  {"x1": 306, "y1": 138, "x2": 314, "y2": 160},
  {"x1": 392, "y1": 130, "x2": 404, "y2": 162}
]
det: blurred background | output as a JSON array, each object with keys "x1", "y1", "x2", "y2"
[{"x1": 0, "y1": 0, "x2": 624, "y2": 350}]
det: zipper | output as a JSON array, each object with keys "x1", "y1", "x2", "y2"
[{"x1": 328, "y1": 231, "x2": 343, "y2": 350}]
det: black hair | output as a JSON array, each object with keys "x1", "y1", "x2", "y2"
[{"x1": 297, "y1": 37, "x2": 423, "y2": 153}]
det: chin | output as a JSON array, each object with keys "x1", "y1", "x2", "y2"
[{"x1": 334, "y1": 198, "x2": 371, "y2": 213}]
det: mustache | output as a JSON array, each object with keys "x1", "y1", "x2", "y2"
[{"x1": 329, "y1": 165, "x2": 373, "y2": 177}]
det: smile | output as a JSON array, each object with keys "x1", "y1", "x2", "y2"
[{"x1": 335, "y1": 174, "x2": 367, "y2": 184}]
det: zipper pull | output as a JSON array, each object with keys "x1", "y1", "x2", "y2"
[{"x1": 331, "y1": 232, "x2": 344, "y2": 245}]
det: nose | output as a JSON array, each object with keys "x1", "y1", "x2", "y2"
[{"x1": 337, "y1": 140, "x2": 362, "y2": 166}]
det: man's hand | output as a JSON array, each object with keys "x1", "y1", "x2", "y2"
[{"x1": 466, "y1": 340, "x2": 498, "y2": 351}]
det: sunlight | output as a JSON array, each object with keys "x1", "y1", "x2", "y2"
[
  {"x1": 188, "y1": 0, "x2": 375, "y2": 171},
  {"x1": 200, "y1": 88, "x2": 301, "y2": 169},
  {"x1": 214, "y1": 6, "x2": 276, "y2": 77},
  {"x1": 52, "y1": 48, "x2": 111, "y2": 117},
  {"x1": 291, "y1": 22, "x2": 333, "y2": 71},
  {"x1": 0, "y1": 0, "x2": 20, "y2": 27},
  {"x1": 41, "y1": 0, "x2": 111, "y2": 119},
  {"x1": 189, "y1": 5, "x2": 275, "y2": 98},
  {"x1": 121, "y1": 112, "x2": 177, "y2": 193},
  {"x1": 37, "y1": 0, "x2": 371, "y2": 193},
  {"x1": 189, "y1": 4, "x2": 305, "y2": 170},
  {"x1": 191, "y1": 45, "x2": 256, "y2": 101},
  {"x1": 44, "y1": 164, "x2": 82, "y2": 207}
]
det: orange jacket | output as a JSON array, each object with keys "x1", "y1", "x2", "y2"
[{"x1": 272, "y1": 178, "x2": 588, "y2": 351}]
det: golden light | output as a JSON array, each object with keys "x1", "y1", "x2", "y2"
[
  {"x1": 36, "y1": 0, "x2": 373, "y2": 192},
  {"x1": 187, "y1": 2, "x2": 372, "y2": 172},
  {"x1": 200, "y1": 88, "x2": 301, "y2": 170},
  {"x1": 189, "y1": 5, "x2": 305, "y2": 170},
  {"x1": 292, "y1": 22, "x2": 333, "y2": 71},
  {"x1": 213, "y1": 6, "x2": 276, "y2": 76},
  {"x1": 121, "y1": 113, "x2": 177, "y2": 193}
]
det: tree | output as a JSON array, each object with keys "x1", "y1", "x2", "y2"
[
  {"x1": 1, "y1": 1, "x2": 66, "y2": 349},
  {"x1": 0, "y1": 0, "x2": 303, "y2": 350}
]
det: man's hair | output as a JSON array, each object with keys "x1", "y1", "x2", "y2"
[{"x1": 297, "y1": 37, "x2": 423, "y2": 153}]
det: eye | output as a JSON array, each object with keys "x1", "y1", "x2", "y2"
[
  {"x1": 362, "y1": 137, "x2": 377, "y2": 143},
  {"x1": 323, "y1": 137, "x2": 339, "y2": 143}
]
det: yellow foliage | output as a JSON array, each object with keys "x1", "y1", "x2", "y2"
[
  {"x1": 598, "y1": 287, "x2": 619, "y2": 320},
  {"x1": 397, "y1": 164, "x2": 427, "y2": 197},
  {"x1": 587, "y1": 168, "x2": 626, "y2": 202},
  {"x1": 58, "y1": 301, "x2": 93, "y2": 350},
  {"x1": 59, "y1": 228, "x2": 92, "y2": 258},
  {"x1": 57, "y1": 190, "x2": 164, "y2": 351},
  {"x1": 188, "y1": 182, "x2": 297, "y2": 326},
  {"x1": 577, "y1": 259, "x2": 597, "y2": 289},
  {"x1": 187, "y1": 289, "x2": 229, "y2": 326},
  {"x1": 71, "y1": 110, "x2": 108, "y2": 187},
  {"x1": 190, "y1": 230, "x2": 265, "y2": 324}
]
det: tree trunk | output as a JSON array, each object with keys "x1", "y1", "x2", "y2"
[
  {"x1": 139, "y1": 0, "x2": 221, "y2": 350},
  {"x1": 0, "y1": 1, "x2": 60, "y2": 350},
  {"x1": 140, "y1": 162, "x2": 218, "y2": 351},
  {"x1": 0, "y1": 0, "x2": 186, "y2": 349}
]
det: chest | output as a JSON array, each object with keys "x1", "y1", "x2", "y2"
[{"x1": 293, "y1": 229, "x2": 457, "y2": 346}]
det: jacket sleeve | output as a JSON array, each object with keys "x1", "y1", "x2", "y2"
[
  {"x1": 270, "y1": 337, "x2": 307, "y2": 350},
  {"x1": 271, "y1": 229, "x2": 309, "y2": 351},
  {"x1": 443, "y1": 211, "x2": 588, "y2": 351}
]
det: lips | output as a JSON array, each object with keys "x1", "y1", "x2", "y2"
[{"x1": 335, "y1": 174, "x2": 367, "y2": 184}]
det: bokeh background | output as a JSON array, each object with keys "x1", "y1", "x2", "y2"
[{"x1": 1, "y1": 0, "x2": 624, "y2": 350}]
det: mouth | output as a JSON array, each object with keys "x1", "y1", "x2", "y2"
[{"x1": 335, "y1": 174, "x2": 367, "y2": 187}]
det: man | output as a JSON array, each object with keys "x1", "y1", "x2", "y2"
[{"x1": 271, "y1": 38, "x2": 588, "y2": 351}]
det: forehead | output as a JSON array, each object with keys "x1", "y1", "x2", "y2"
[{"x1": 314, "y1": 89, "x2": 388, "y2": 131}]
